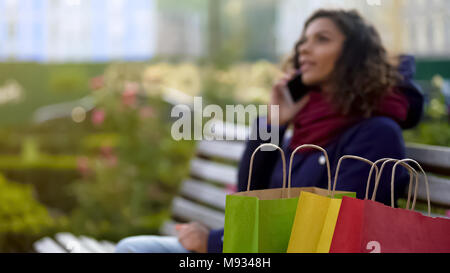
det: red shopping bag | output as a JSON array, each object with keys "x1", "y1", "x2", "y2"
[{"x1": 329, "y1": 158, "x2": 450, "y2": 253}]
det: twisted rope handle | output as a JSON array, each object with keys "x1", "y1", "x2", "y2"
[
  {"x1": 370, "y1": 158, "x2": 418, "y2": 206},
  {"x1": 289, "y1": 144, "x2": 331, "y2": 198},
  {"x1": 391, "y1": 159, "x2": 431, "y2": 216},
  {"x1": 336, "y1": 157, "x2": 419, "y2": 211},
  {"x1": 247, "y1": 144, "x2": 287, "y2": 193},
  {"x1": 404, "y1": 165, "x2": 419, "y2": 211},
  {"x1": 332, "y1": 155, "x2": 378, "y2": 199}
]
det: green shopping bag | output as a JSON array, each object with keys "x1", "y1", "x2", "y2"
[
  {"x1": 223, "y1": 143, "x2": 297, "y2": 253},
  {"x1": 223, "y1": 144, "x2": 351, "y2": 253}
]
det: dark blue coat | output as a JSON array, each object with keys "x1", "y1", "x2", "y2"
[{"x1": 207, "y1": 55, "x2": 424, "y2": 253}]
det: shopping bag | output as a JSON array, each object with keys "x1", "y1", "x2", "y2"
[
  {"x1": 223, "y1": 143, "x2": 296, "y2": 253},
  {"x1": 287, "y1": 155, "x2": 374, "y2": 253},
  {"x1": 223, "y1": 144, "x2": 353, "y2": 253},
  {"x1": 329, "y1": 158, "x2": 450, "y2": 253},
  {"x1": 329, "y1": 158, "x2": 418, "y2": 253}
]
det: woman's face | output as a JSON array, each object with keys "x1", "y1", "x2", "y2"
[{"x1": 297, "y1": 17, "x2": 346, "y2": 88}]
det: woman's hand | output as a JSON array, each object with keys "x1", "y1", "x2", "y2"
[
  {"x1": 268, "y1": 73, "x2": 310, "y2": 126},
  {"x1": 176, "y1": 222, "x2": 209, "y2": 253}
]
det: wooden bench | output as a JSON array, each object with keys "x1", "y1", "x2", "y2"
[
  {"x1": 33, "y1": 121, "x2": 450, "y2": 252},
  {"x1": 33, "y1": 232, "x2": 117, "y2": 253}
]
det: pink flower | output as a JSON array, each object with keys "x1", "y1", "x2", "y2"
[
  {"x1": 125, "y1": 81, "x2": 140, "y2": 92},
  {"x1": 122, "y1": 82, "x2": 140, "y2": 108},
  {"x1": 89, "y1": 76, "x2": 104, "y2": 90},
  {"x1": 100, "y1": 146, "x2": 113, "y2": 157},
  {"x1": 105, "y1": 154, "x2": 118, "y2": 167},
  {"x1": 91, "y1": 109, "x2": 106, "y2": 126},
  {"x1": 100, "y1": 146, "x2": 118, "y2": 167},
  {"x1": 76, "y1": 156, "x2": 91, "y2": 177},
  {"x1": 122, "y1": 89, "x2": 137, "y2": 107}
]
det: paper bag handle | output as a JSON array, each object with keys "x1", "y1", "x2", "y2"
[
  {"x1": 332, "y1": 155, "x2": 378, "y2": 199},
  {"x1": 391, "y1": 159, "x2": 431, "y2": 216},
  {"x1": 247, "y1": 143, "x2": 287, "y2": 193},
  {"x1": 369, "y1": 158, "x2": 429, "y2": 215},
  {"x1": 369, "y1": 158, "x2": 418, "y2": 206},
  {"x1": 405, "y1": 167, "x2": 420, "y2": 211},
  {"x1": 289, "y1": 144, "x2": 332, "y2": 197},
  {"x1": 376, "y1": 159, "x2": 420, "y2": 211}
]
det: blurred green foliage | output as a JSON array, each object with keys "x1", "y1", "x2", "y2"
[
  {"x1": 403, "y1": 79, "x2": 450, "y2": 147},
  {"x1": 49, "y1": 67, "x2": 88, "y2": 94},
  {"x1": 0, "y1": 63, "x2": 107, "y2": 126},
  {"x1": 0, "y1": 174, "x2": 52, "y2": 233},
  {"x1": 0, "y1": 154, "x2": 76, "y2": 170},
  {"x1": 0, "y1": 174, "x2": 59, "y2": 252},
  {"x1": 0, "y1": 61, "x2": 196, "y2": 251},
  {"x1": 62, "y1": 64, "x2": 196, "y2": 242},
  {"x1": 397, "y1": 198, "x2": 448, "y2": 216},
  {"x1": 403, "y1": 120, "x2": 450, "y2": 147}
]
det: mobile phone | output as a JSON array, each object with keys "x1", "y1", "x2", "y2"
[{"x1": 287, "y1": 73, "x2": 309, "y2": 102}]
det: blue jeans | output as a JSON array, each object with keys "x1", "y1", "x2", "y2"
[{"x1": 115, "y1": 236, "x2": 191, "y2": 253}]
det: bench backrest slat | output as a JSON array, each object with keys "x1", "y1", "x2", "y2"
[
  {"x1": 79, "y1": 235, "x2": 113, "y2": 253},
  {"x1": 171, "y1": 197, "x2": 225, "y2": 229},
  {"x1": 190, "y1": 158, "x2": 238, "y2": 186},
  {"x1": 54, "y1": 232, "x2": 93, "y2": 253},
  {"x1": 179, "y1": 179, "x2": 228, "y2": 210},
  {"x1": 33, "y1": 237, "x2": 68, "y2": 253},
  {"x1": 406, "y1": 143, "x2": 450, "y2": 176},
  {"x1": 196, "y1": 140, "x2": 245, "y2": 162},
  {"x1": 407, "y1": 174, "x2": 450, "y2": 207}
]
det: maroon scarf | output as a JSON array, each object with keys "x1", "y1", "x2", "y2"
[{"x1": 289, "y1": 88, "x2": 409, "y2": 151}]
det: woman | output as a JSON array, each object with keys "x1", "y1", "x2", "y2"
[{"x1": 116, "y1": 9, "x2": 424, "y2": 254}]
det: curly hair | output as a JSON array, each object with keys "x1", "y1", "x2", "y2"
[{"x1": 283, "y1": 9, "x2": 402, "y2": 117}]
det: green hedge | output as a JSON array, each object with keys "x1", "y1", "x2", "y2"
[
  {"x1": 0, "y1": 154, "x2": 77, "y2": 170},
  {"x1": 0, "y1": 174, "x2": 60, "y2": 252}
]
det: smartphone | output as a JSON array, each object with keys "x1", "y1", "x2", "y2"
[{"x1": 286, "y1": 73, "x2": 310, "y2": 102}]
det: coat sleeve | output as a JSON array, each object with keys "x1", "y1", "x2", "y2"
[
  {"x1": 207, "y1": 228, "x2": 224, "y2": 253},
  {"x1": 333, "y1": 117, "x2": 409, "y2": 206}
]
